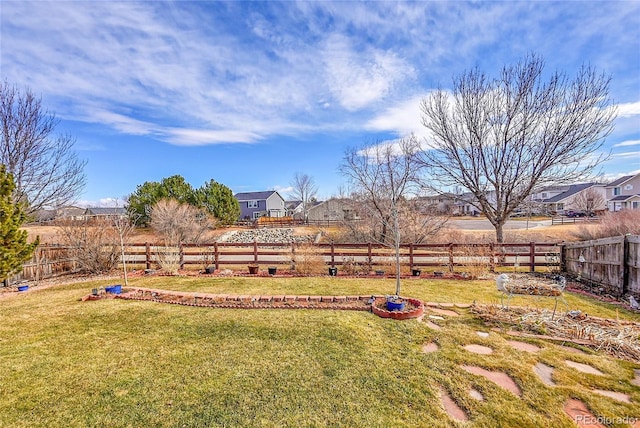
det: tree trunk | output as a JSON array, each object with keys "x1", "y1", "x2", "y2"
[{"x1": 495, "y1": 222, "x2": 505, "y2": 243}]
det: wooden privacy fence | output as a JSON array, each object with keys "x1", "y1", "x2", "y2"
[
  {"x1": 561, "y1": 235, "x2": 640, "y2": 297},
  {"x1": 11, "y1": 244, "x2": 77, "y2": 283},
  {"x1": 121, "y1": 241, "x2": 560, "y2": 273}
]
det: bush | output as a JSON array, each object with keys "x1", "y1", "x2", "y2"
[
  {"x1": 56, "y1": 218, "x2": 120, "y2": 274},
  {"x1": 573, "y1": 210, "x2": 640, "y2": 240},
  {"x1": 292, "y1": 244, "x2": 326, "y2": 275}
]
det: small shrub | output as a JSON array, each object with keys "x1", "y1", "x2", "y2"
[
  {"x1": 292, "y1": 244, "x2": 326, "y2": 275},
  {"x1": 341, "y1": 256, "x2": 368, "y2": 275},
  {"x1": 155, "y1": 245, "x2": 181, "y2": 275},
  {"x1": 457, "y1": 244, "x2": 493, "y2": 279}
]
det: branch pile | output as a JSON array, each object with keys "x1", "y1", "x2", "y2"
[{"x1": 471, "y1": 304, "x2": 640, "y2": 363}]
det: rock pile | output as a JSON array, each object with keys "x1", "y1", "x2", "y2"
[{"x1": 220, "y1": 228, "x2": 315, "y2": 244}]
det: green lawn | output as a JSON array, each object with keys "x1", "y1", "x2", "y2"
[{"x1": 1, "y1": 276, "x2": 638, "y2": 427}]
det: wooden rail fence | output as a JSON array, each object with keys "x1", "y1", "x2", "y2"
[{"x1": 11, "y1": 241, "x2": 561, "y2": 283}]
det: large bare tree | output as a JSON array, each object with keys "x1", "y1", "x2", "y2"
[
  {"x1": 340, "y1": 135, "x2": 446, "y2": 296},
  {"x1": 289, "y1": 172, "x2": 318, "y2": 223},
  {"x1": 419, "y1": 54, "x2": 616, "y2": 242},
  {"x1": 0, "y1": 81, "x2": 86, "y2": 214}
]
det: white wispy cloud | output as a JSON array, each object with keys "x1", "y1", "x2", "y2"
[
  {"x1": 613, "y1": 140, "x2": 640, "y2": 148},
  {"x1": 2, "y1": 0, "x2": 638, "y2": 150},
  {"x1": 617, "y1": 101, "x2": 640, "y2": 118}
]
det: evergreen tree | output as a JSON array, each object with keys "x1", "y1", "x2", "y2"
[
  {"x1": 195, "y1": 180, "x2": 240, "y2": 226},
  {"x1": 0, "y1": 165, "x2": 39, "y2": 282}
]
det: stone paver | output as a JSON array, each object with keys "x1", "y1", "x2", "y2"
[
  {"x1": 461, "y1": 365, "x2": 522, "y2": 397},
  {"x1": 508, "y1": 340, "x2": 541, "y2": 353},
  {"x1": 559, "y1": 345, "x2": 587, "y2": 354},
  {"x1": 592, "y1": 389, "x2": 631, "y2": 403},
  {"x1": 564, "y1": 399, "x2": 606, "y2": 428},
  {"x1": 534, "y1": 362, "x2": 555, "y2": 386},
  {"x1": 428, "y1": 315, "x2": 445, "y2": 321},
  {"x1": 631, "y1": 369, "x2": 640, "y2": 387},
  {"x1": 565, "y1": 360, "x2": 604, "y2": 376},
  {"x1": 463, "y1": 344, "x2": 493, "y2": 355},
  {"x1": 469, "y1": 388, "x2": 484, "y2": 401},
  {"x1": 430, "y1": 308, "x2": 460, "y2": 317},
  {"x1": 422, "y1": 342, "x2": 439, "y2": 353},
  {"x1": 424, "y1": 321, "x2": 442, "y2": 330},
  {"x1": 476, "y1": 331, "x2": 490, "y2": 338},
  {"x1": 439, "y1": 388, "x2": 468, "y2": 422}
]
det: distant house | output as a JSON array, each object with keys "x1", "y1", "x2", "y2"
[
  {"x1": 83, "y1": 207, "x2": 128, "y2": 221},
  {"x1": 55, "y1": 206, "x2": 86, "y2": 221},
  {"x1": 605, "y1": 173, "x2": 640, "y2": 211},
  {"x1": 306, "y1": 198, "x2": 359, "y2": 222},
  {"x1": 532, "y1": 183, "x2": 606, "y2": 214},
  {"x1": 234, "y1": 191, "x2": 286, "y2": 220},
  {"x1": 418, "y1": 193, "x2": 459, "y2": 214}
]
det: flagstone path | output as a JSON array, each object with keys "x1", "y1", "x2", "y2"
[
  {"x1": 438, "y1": 388, "x2": 468, "y2": 422},
  {"x1": 534, "y1": 362, "x2": 556, "y2": 386},
  {"x1": 417, "y1": 302, "x2": 638, "y2": 425}
]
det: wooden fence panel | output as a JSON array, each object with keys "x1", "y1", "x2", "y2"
[
  {"x1": 627, "y1": 236, "x2": 640, "y2": 296},
  {"x1": 562, "y1": 236, "x2": 628, "y2": 297}
]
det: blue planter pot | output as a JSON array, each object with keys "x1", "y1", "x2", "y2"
[
  {"x1": 105, "y1": 285, "x2": 122, "y2": 294},
  {"x1": 17, "y1": 285, "x2": 29, "y2": 292},
  {"x1": 386, "y1": 300, "x2": 406, "y2": 311}
]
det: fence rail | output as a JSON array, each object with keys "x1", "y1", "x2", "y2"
[{"x1": 551, "y1": 216, "x2": 600, "y2": 225}]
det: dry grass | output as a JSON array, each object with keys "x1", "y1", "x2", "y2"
[
  {"x1": 1, "y1": 276, "x2": 639, "y2": 427},
  {"x1": 292, "y1": 243, "x2": 326, "y2": 275}
]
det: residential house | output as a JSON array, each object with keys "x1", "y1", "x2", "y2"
[
  {"x1": 605, "y1": 173, "x2": 640, "y2": 212},
  {"x1": 83, "y1": 207, "x2": 128, "y2": 221},
  {"x1": 306, "y1": 198, "x2": 359, "y2": 222},
  {"x1": 418, "y1": 193, "x2": 459, "y2": 214},
  {"x1": 55, "y1": 206, "x2": 86, "y2": 221},
  {"x1": 531, "y1": 183, "x2": 606, "y2": 214},
  {"x1": 234, "y1": 191, "x2": 286, "y2": 220}
]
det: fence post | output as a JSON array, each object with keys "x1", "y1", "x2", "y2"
[
  {"x1": 448, "y1": 243, "x2": 454, "y2": 272},
  {"x1": 529, "y1": 242, "x2": 536, "y2": 273},
  {"x1": 331, "y1": 240, "x2": 335, "y2": 267},
  {"x1": 489, "y1": 243, "x2": 496, "y2": 272},
  {"x1": 253, "y1": 240, "x2": 258, "y2": 264},
  {"x1": 145, "y1": 242, "x2": 151, "y2": 270},
  {"x1": 623, "y1": 235, "x2": 630, "y2": 295},
  {"x1": 409, "y1": 243, "x2": 414, "y2": 271},
  {"x1": 179, "y1": 242, "x2": 185, "y2": 269},
  {"x1": 214, "y1": 242, "x2": 219, "y2": 271},
  {"x1": 367, "y1": 242, "x2": 372, "y2": 270},
  {"x1": 291, "y1": 241, "x2": 296, "y2": 271}
]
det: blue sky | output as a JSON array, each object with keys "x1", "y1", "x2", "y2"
[{"x1": 2, "y1": 1, "x2": 639, "y2": 206}]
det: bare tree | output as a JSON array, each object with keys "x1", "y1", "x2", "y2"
[
  {"x1": 419, "y1": 54, "x2": 616, "y2": 242},
  {"x1": 150, "y1": 199, "x2": 212, "y2": 274},
  {"x1": 340, "y1": 135, "x2": 446, "y2": 296},
  {"x1": 571, "y1": 186, "x2": 606, "y2": 214},
  {"x1": 0, "y1": 81, "x2": 86, "y2": 214},
  {"x1": 110, "y1": 203, "x2": 138, "y2": 286},
  {"x1": 289, "y1": 172, "x2": 318, "y2": 223}
]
